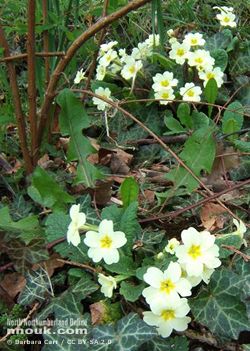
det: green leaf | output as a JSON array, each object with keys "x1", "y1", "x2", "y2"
[
  {"x1": 205, "y1": 29, "x2": 233, "y2": 51},
  {"x1": 18, "y1": 268, "x2": 52, "y2": 305},
  {"x1": 164, "y1": 116, "x2": 186, "y2": 134},
  {"x1": 191, "y1": 111, "x2": 209, "y2": 130},
  {"x1": 120, "y1": 177, "x2": 139, "y2": 208},
  {"x1": 190, "y1": 268, "x2": 250, "y2": 340},
  {"x1": 145, "y1": 335, "x2": 189, "y2": 351},
  {"x1": 234, "y1": 140, "x2": 250, "y2": 152},
  {"x1": 222, "y1": 101, "x2": 244, "y2": 139},
  {"x1": 104, "y1": 256, "x2": 136, "y2": 276},
  {"x1": 215, "y1": 234, "x2": 243, "y2": 258},
  {"x1": 120, "y1": 202, "x2": 141, "y2": 253},
  {"x1": 120, "y1": 281, "x2": 145, "y2": 302},
  {"x1": 177, "y1": 103, "x2": 192, "y2": 129},
  {"x1": 230, "y1": 41, "x2": 250, "y2": 75},
  {"x1": 57, "y1": 89, "x2": 103, "y2": 187},
  {"x1": 204, "y1": 78, "x2": 218, "y2": 117},
  {"x1": 0, "y1": 206, "x2": 43, "y2": 244},
  {"x1": 211, "y1": 49, "x2": 228, "y2": 71},
  {"x1": 28, "y1": 167, "x2": 73, "y2": 210},
  {"x1": 91, "y1": 313, "x2": 157, "y2": 351},
  {"x1": 71, "y1": 275, "x2": 99, "y2": 296},
  {"x1": 166, "y1": 127, "x2": 216, "y2": 192},
  {"x1": 151, "y1": 52, "x2": 176, "y2": 69}
]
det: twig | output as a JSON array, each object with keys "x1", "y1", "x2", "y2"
[
  {"x1": 221, "y1": 245, "x2": 250, "y2": 262},
  {"x1": 0, "y1": 25, "x2": 33, "y2": 173},
  {"x1": 42, "y1": 0, "x2": 50, "y2": 87},
  {"x1": 128, "y1": 134, "x2": 188, "y2": 145},
  {"x1": 83, "y1": 0, "x2": 109, "y2": 101},
  {"x1": 74, "y1": 89, "x2": 239, "y2": 221},
  {"x1": 0, "y1": 302, "x2": 39, "y2": 343},
  {"x1": 0, "y1": 262, "x2": 14, "y2": 272},
  {"x1": 56, "y1": 258, "x2": 97, "y2": 273},
  {"x1": 139, "y1": 178, "x2": 250, "y2": 223},
  {"x1": 27, "y1": 0, "x2": 37, "y2": 159},
  {"x1": 0, "y1": 51, "x2": 65, "y2": 62},
  {"x1": 36, "y1": 0, "x2": 152, "y2": 157}
]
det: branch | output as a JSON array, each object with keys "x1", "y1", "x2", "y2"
[
  {"x1": 0, "y1": 25, "x2": 33, "y2": 173},
  {"x1": 0, "y1": 51, "x2": 65, "y2": 62},
  {"x1": 36, "y1": 0, "x2": 152, "y2": 156},
  {"x1": 42, "y1": 0, "x2": 50, "y2": 87},
  {"x1": 27, "y1": 0, "x2": 37, "y2": 158}
]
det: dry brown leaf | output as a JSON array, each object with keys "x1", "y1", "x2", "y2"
[
  {"x1": 32, "y1": 254, "x2": 64, "y2": 277},
  {"x1": 200, "y1": 202, "x2": 227, "y2": 231},
  {"x1": 90, "y1": 302, "x2": 106, "y2": 325},
  {"x1": 0, "y1": 272, "x2": 26, "y2": 299},
  {"x1": 139, "y1": 189, "x2": 155, "y2": 205}
]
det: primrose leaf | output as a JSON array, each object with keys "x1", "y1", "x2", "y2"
[{"x1": 120, "y1": 177, "x2": 139, "y2": 208}]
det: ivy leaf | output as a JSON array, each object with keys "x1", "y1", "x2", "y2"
[
  {"x1": 119, "y1": 281, "x2": 145, "y2": 302},
  {"x1": 204, "y1": 78, "x2": 218, "y2": 117},
  {"x1": 18, "y1": 268, "x2": 52, "y2": 305},
  {"x1": 143, "y1": 335, "x2": 189, "y2": 351},
  {"x1": 28, "y1": 167, "x2": 73, "y2": 210},
  {"x1": 230, "y1": 41, "x2": 250, "y2": 75},
  {"x1": 215, "y1": 234, "x2": 243, "y2": 258},
  {"x1": 211, "y1": 49, "x2": 228, "y2": 71},
  {"x1": 71, "y1": 276, "x2": 99, "y2": 296},
  {"x1": 166, "y1": 127, "x2": 216, "y2": 192},
  {"x1": 3, "y1": 239, "x2": 48, "y2": 274},
  {"x1": 57, "y1": 89, "x2": 103, "y2": 187},
  {"x1": 190, "y1": 268, "x2": 250, "y2": 340},
  {"x1": 91, "y1": 313, "x2": 157, "y2": 351},
  {"x1": 120, "y1": 177, "x2": 139, "y2": 208}
]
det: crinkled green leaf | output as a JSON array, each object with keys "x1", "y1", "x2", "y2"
[
  {"x1": 91, "y1": 313, "x2": 157, "y2": 351},
  {"x1": 205, "y1": 29, "x2": 233, "y2": 51},
  {"x1": 28, "y1": 167, "x2": 73, "y2": 210},
  {"x1": 222, "y1": 101, "x2": 244, "y2": 139},
  {"x1": 211, "y1": 49, "x2": 228, "y2": 71},
  {"x1": 230, "y1": 41, "x2": 250, "y2": 75},
  {"x1": 190, "y1": 268, "x2": 250, "y2": 340},
  {"x1": 57, "y1": 89, "x2": 103, "y2": 187},
  {"x1": 119, "y1": 281, "x2": 144, "y2": 302},
  {"x1": 104, "y1": 256, "x2": 136, "y2": 276}
]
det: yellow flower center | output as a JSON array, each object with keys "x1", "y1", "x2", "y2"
[
  {"x1": 100, "y1": 235, "x2": 113, "y2": 248},
  {"x1": 206, "y1": 72, "x2": 215, "y2": 79},
  {"x1": 106, "y1": 55, "x2": 112, "y2": 62},
  {"x1": 191, "y1": 38, "x2": 198, "y2": 45},
  {"x1": 161, "y1": 309, "x2": 175, "y2": 321},
  {"x1": 186, "y1": 90, "x2": 194, "y2": 97},
  {"x1": 223, "y1": 16, "x2": 230, "y2": 23},
  {"x1": 177, "y1": 48, "x2": 185, "y2": 56},
  {"x1": 129, "y1": 66, "x2": 136, "y2": 74},
  {"x1": 162, "y1": 92, "x2": 170, "y2": 99},
  {"x1": 195, "y1": 57, "x2": 203, "y2": 64},
  {"x1": 160, "y1": 279, "x2": 176, "y2": 294},
  {"x1": 188, "y1": 244, "x2": 201, "y2": 259},
  {"x1": 161, "y1": 80, "x2": 170, "y2": 87}
]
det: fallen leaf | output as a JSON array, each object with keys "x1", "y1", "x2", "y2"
[
  {"x1": 90, "y1": 302, "x2": 106, "y2": 325},
  {"x1": 0, "y1": 273, "x2": 26, "y2": 299},
  {"x1": 200, "y1": 202, "x2": 227, "y2": 231},
  {"x1": 32, "y1": 254, "x2": 64, "y2": 277}
]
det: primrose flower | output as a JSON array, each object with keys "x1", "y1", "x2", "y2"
[
  {"x1": 96, "y1": 65, "x2": 106, "y2": 81},
  {"x1": 214, "y1": 6, "x2": 237, "y2": 28},
  {"x1": 187, "y1": 49, "x2": 215, "y2": 71},
  {"x1": 180, "y1": 83, "x2": 202, "y2": 102},
  {"x1": 181, "y1": 263, "x2": 215, "y2": 286},
  {"x1": 169, "y1": 42, "x2": 190, "y2": 65},
  {"x1": 232, "y1": 218, "x2": 247, "y2": 246},
  {"x1": 145, "y1": 34, "x2": 160, "y2": 48},
  {"x1": 121, "y1": 57, "x2": 143, "y2": 80},
  {"x1": 175, "y1": 227, "x2": 221, "y2": 277},
  {"x1": 92, "y1": 87, "x2": 112, "y2": 111},
  {"x1": 98, "y1": 274, "x2": 117, "y2": 298},
  {"x1": 154, "y1": 88, "x2": 175, "y2": 105},
  {"x1": 74, "y1": 69, "x2": 86, "y2": 84},
  {"x1": 167, "y1": 29, "x2": 174, "y2": 37},
  {"x1": 99, "y1": 49, "x2": 117, "y2": 67},
  {"x1": 99, "y1": 41, "x2": 118, "y2": 56},
  {"x1": 110, "y1": 63, "x2": 121, "y2": 74},
  {"x1": 198, "y1": 66, "x2": 224, "y2": 87},
  {"x1": 143, "y1": 297, "x2": 191, "y2": 338},
  {"x1": 152, "y1": 71, "x2": 178, "y2": 92},
  {"x1": 84, "y1": 219, "x2": 127, "y2": 264},
  {"x1": 183, "y1": 32, "x2": 205, "y2": 47},
  {"x1": 67, "y1": 204, "x2": 86, "y2": 247},
  {"x1": 119, "y1": 48, "x2": 128, "y2": 63},
  {"x1": 165, "y1": 238, "x2": 180, "y2": 254},
  {"x1": 142, "y1": 263, "x2": 192, "y2": 307}
]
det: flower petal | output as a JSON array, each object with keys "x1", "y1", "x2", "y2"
[
  {"x1": 77, "y1": 212, "x2": 86, "y2": 227},
  {"x1": 171, "y1": 316, "x2": 191, "y2": 331},
  {"x1": 103, "y1": 248, "x2": 119, "y2": 264},
  {"x1": 143, "y1": 267, "x2": 163, "y2": 288},
  {"x1": 164, "y1": 262, "x2": 181, "y2": 282},
  {"x1": 99, "y1": 219, "x2": 114, "y2": 235},
  {"x1": 111, "y1": 231, "x2": 127, "y2": 248},
  {"x1": 69, "y1": 204, "x2": 80, "y2": 220},
  {"x1": 67, "y1": 227, "x2": 81, "y2": 247},
  {"x1": 186, "y1": 261, "x2": 203, "y2": 276},
  {"x1": 143, "y1": 312, "x2": 160, "y2": 327},
  {"x1": 181, "y1": 227, "x2": 201, "y2": 246},
  {"x1": 176, "y1": 278, "x2": 192, "y2": 297},
  {"x1": 87, "y1": 248, "x2": 103, "y2": 262},
  {"x1": 84, "y1": 231, "x2": 100, "y2": 248}
]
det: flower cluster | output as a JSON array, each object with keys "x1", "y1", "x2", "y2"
[
  {"x1": 152, "y1": 29, "x2": 226, "y2": 105},
  {"x1": 213, "y1": 6, "x2": 237, "y2": 28},
  {"x1": 142, "y1": 227, "x2": 221, "y2": 337}
]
